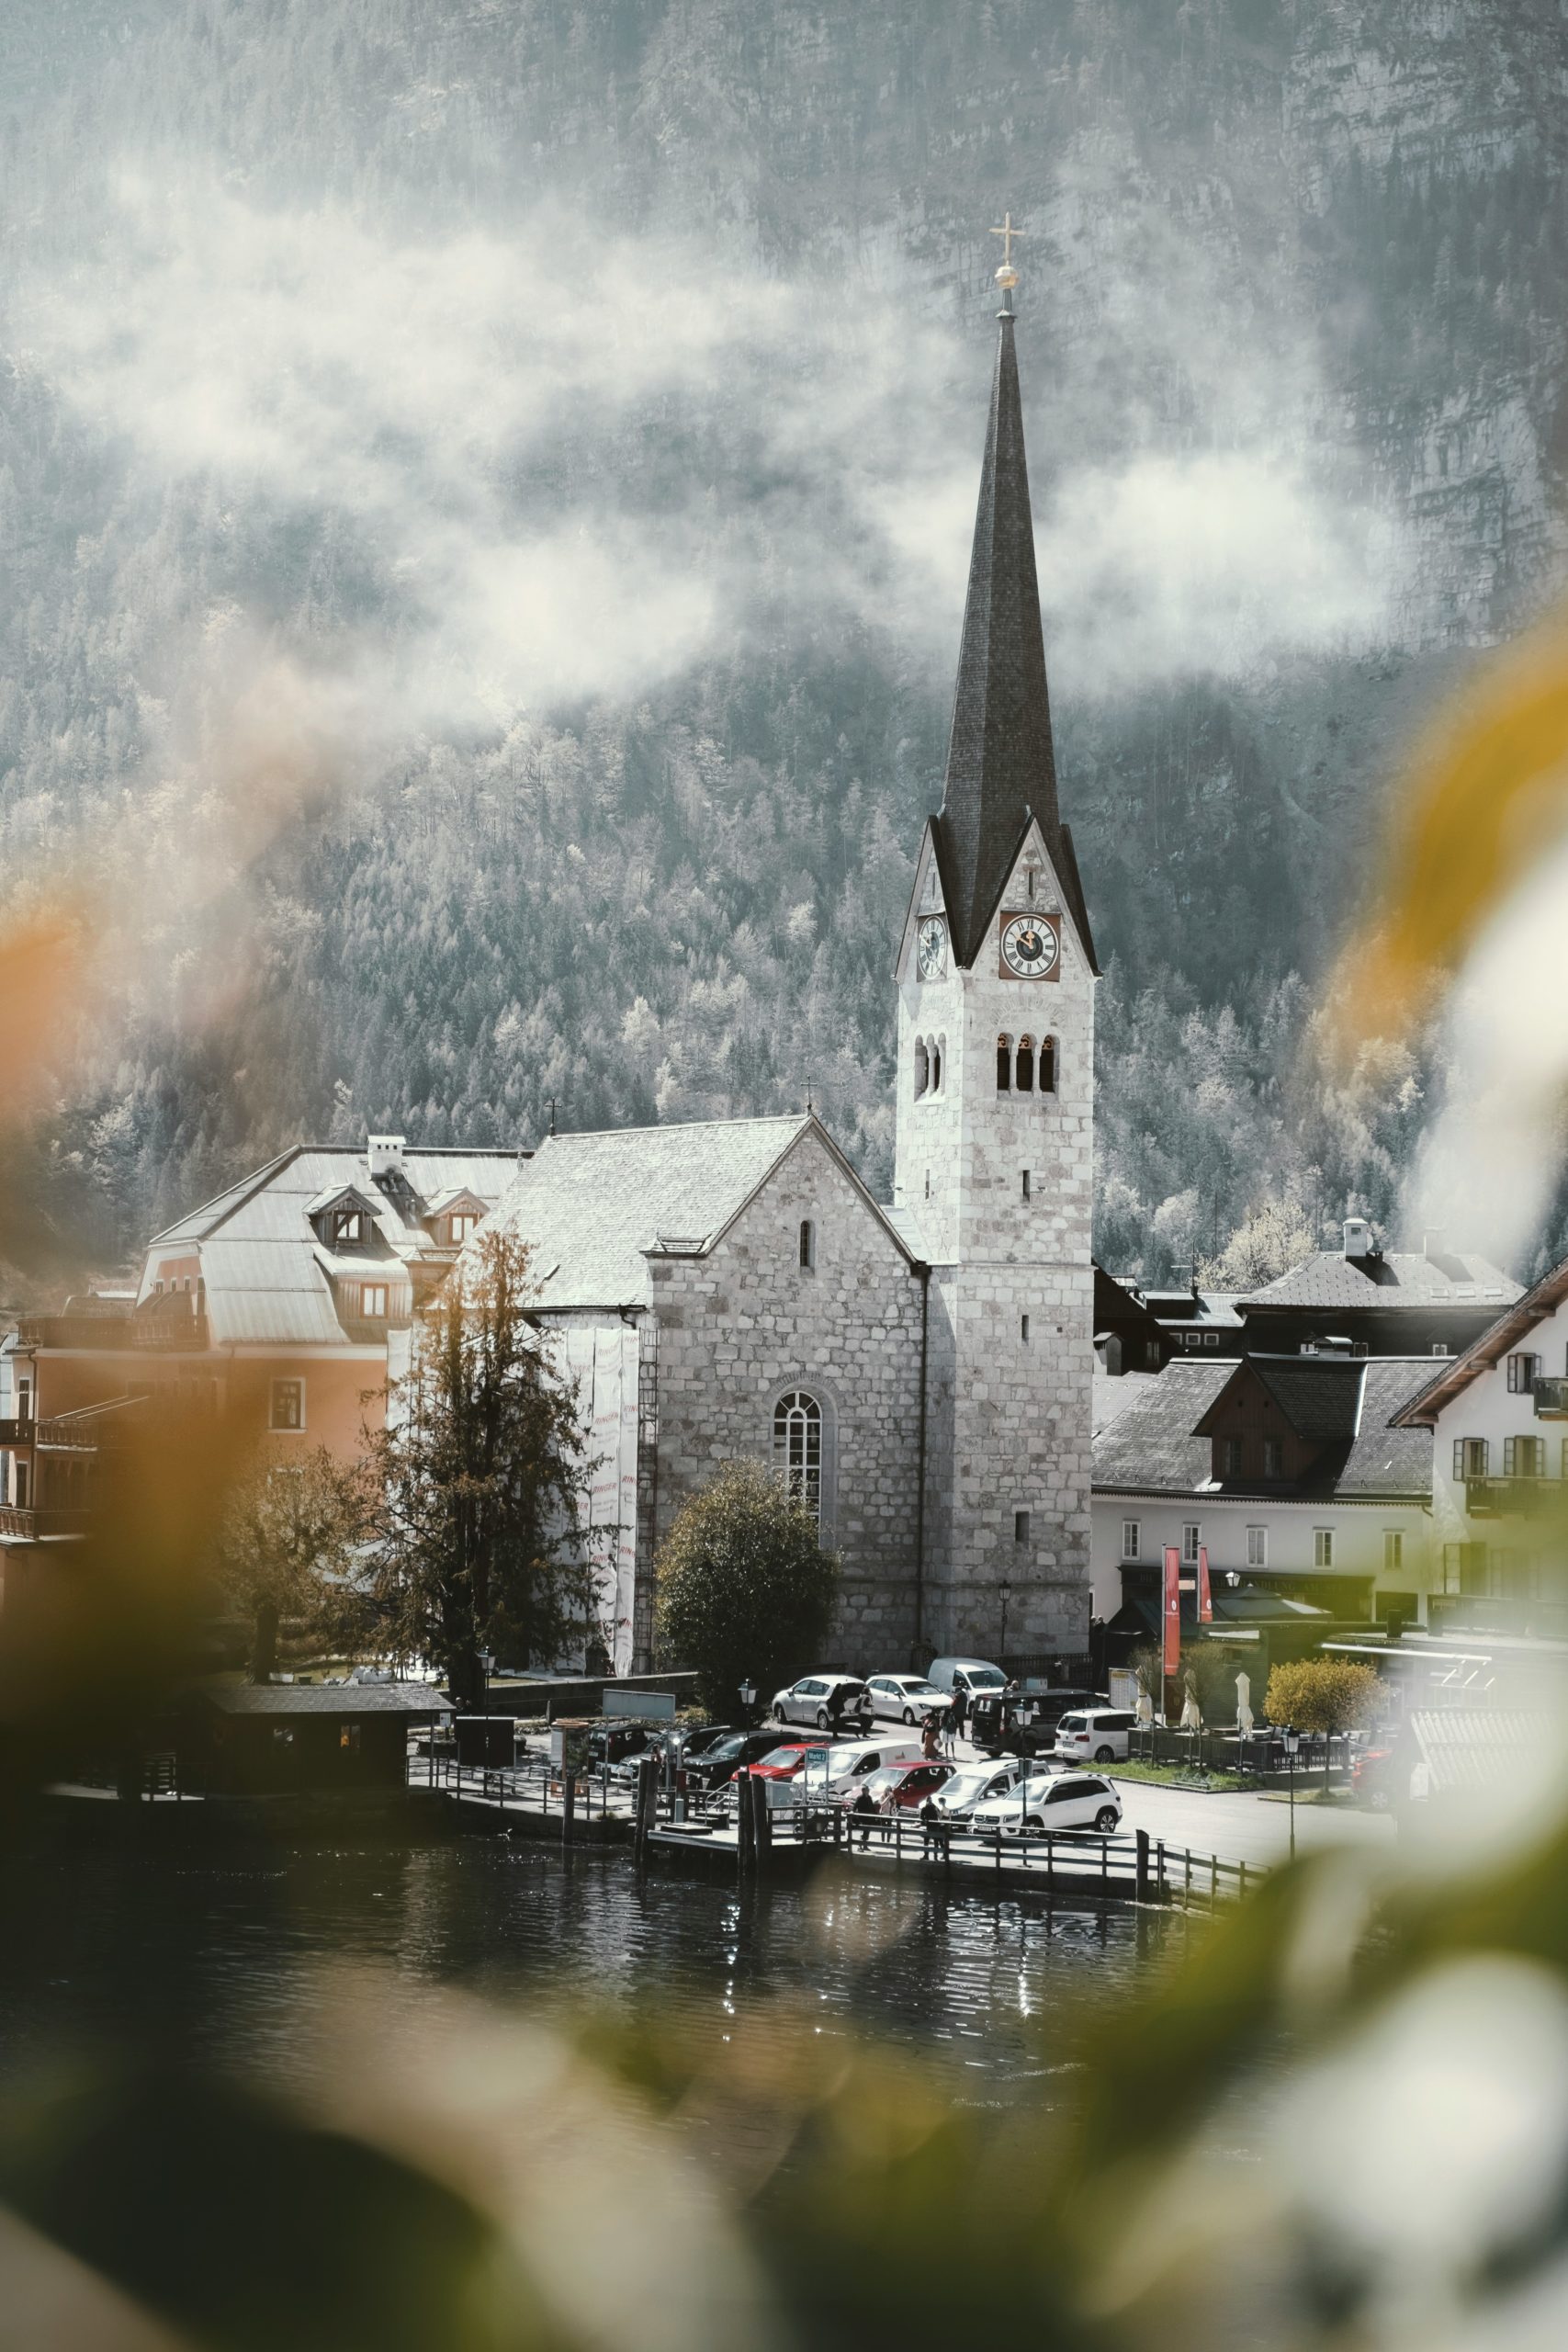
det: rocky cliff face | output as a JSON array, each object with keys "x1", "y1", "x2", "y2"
[{"x1": 0, "y1": 1, "x2": 1563, "y2": 1273}]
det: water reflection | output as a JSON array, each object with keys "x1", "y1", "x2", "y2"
[{"x1": 0, "y1": 1835, "x2": 1187, "y2": 2100}]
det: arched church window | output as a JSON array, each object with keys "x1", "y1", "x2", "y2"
[
  {"x1": 798, "y1": 1219, "x2": 816, "y2": 1272},
  {"x1": 997, "y1": 1035, "x2": 1012, "y2": 1091},
  {"x1": 1039, "y1": 1036, "x2": 1056, "y2": 1094},
  {"x1": 914, "y1": 1038, "x2": 929, "y2": 1097},
  {"x1": 1016, "y1": 1035, "x2": 1035, "y2": 1092},
  {"x1": 931, "y1": 1036, "x2": 942, "y2": 1092},
  {"x1": 773, "y1": 1390, "x2": 822, "y2": 1521}
]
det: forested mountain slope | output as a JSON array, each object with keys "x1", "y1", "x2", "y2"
[{"x1": 2, "y1": 1, "x2": 1564, "y2": 1283}]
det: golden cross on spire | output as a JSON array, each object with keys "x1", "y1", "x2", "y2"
[{"x1": 989, "y1": 212, "x2": 1025, "y2": 269}]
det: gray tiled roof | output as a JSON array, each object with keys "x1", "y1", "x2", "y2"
[
  {"x1": 145, "y1": 1147, "x2": 523, "y2": 1347},
  {"x1": 1092, "y1": 1356, "x2": 1435, "y2": 1499},
  {"x1": 482, "y1": 1115, "x2": 822, "y2": 1309},
  {"x1": 1409, "y1": 1711, "x2": 1556, "y2": 1792},
  {"x1": 1237, "y1": 1251, "x2": 1520, "y2": 1313}
]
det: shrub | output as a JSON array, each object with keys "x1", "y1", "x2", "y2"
[{"x1": 654, "y1": 1461, "x2": 839, "y2": 1713}]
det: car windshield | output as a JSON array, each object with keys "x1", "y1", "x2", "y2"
[
  {"x1": 967, "y1": 1669, "x2": 1007, "y2": 1690},
  {"x1": 758, "y1": 1746, "x2": 811, "y2": 1770},
  {"x1": 1059, "y1": 1714, "x2": 1088, "y2": 1732}
]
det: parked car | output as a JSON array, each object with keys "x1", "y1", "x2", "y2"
[
  {"x1": 588, "y1": 1724, "x2": 652, "y2": 1772},
  {"x1": 858, "y1": 1760, "x2": 955, "y2": 1812},
  {"x1": 821, "y1": 1736, "x2": 925, "y2": 1793},
  {"x1": 970, "y1": 1773, "x2": 1122, "y2": 1837},
  {"x1": 930, "y1": 1759, "x2": 1026, "y2": 1819},
  {"x1": 1351, "y1": 1744, "x2": 1404, "y2": 1811},
  {"x1": 772, "y1": 1674, "x2": 874, "y2": 1729},
  {"x1": 863, "y1": 1673, "x2": 948, "y2": 1724},
  {"x1": 1017, "y1": 1684, "x2": 1103, "y2": 1738},
  {"x1": 1055, "y1": 1708, "x2": 1138, "y2": 1765},
  {"x1": 926, "y1": 1657, "x2": 1009, "y2": 1701},
  {"x1": 682, "y1": 1728, "x2": 788, "y2": 1790},
  {"x1": 969, "y1": 1694, "x2": 1057, "y2": 1759},
  {"x1": 674, "y1": 1724, "x2": 734, "y2": 1761}
]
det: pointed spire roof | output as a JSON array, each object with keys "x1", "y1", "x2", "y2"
[{"x1": 934, "y1": 303, "x2": 1094, "y2": 971}]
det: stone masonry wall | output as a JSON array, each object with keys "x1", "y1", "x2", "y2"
[
  {"x1": 896, "y1": 823, "x2": 1095, "y2": 1660},
  {"x1": 649, "y1": 1127, "x2": 928, "y2": 1668}
]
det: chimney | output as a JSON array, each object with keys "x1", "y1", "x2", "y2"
[
  {"x1": 1424, "y1": 1227, "x2": 1448, "y2": 1261},
  {"x1": 367, "y1": 1134, "x2": 406, "y2": 1181},
  {"x1": 1343, "y1": 1217, "x2": 1371, "y2": 1257}
]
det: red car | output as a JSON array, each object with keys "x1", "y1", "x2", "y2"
[
  {"x1": 748, "y1": 1741, "x2": 834, "y2": 1784},
  {"x1": 859, "y1": 1760, "x2": 954, "y2": 1812}
]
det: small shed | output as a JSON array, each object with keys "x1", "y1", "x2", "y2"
[{"x1": 195, "y1": 1681, "x2": 453, "y2": 1795}]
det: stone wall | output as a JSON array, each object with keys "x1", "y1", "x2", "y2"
[
  {"x1": 649, "y1": 1126, "x2": 927, "y2": 1668},
  {"x1": 896, "y1": 823, "x2": 1095, "y2": 1660}
]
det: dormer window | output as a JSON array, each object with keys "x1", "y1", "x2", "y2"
[
  {"x1": 333, "y1": 1208, "x2": 366, "y2": 1246},
  {"x1": 447, "y1": 1213, "x2": 477, "y2": 1244}
]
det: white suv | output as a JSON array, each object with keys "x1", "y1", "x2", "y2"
[
  {"x1": 1055, "y1": 1708, "x2": 1137, "y2": 1764},
  {"x1": 971, "y1": 1773, "x2": 1122, "y2": 1836}
]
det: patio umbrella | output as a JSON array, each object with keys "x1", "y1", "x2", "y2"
[
  {"x1": 1179, "y1": 1686, "x2": 1201, "y2": 1731},
  {"x1": 1235, "y1": 1671, "x2": 1254, "y2": 1736}
]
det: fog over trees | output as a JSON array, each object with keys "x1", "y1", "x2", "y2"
[{"x1": 2, "y1": 2, "x2": 1564, "y2": 1286}]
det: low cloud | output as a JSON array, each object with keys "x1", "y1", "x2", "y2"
[{"x1": 14, "y1": 169, "x2": 1409, "y2": 731}]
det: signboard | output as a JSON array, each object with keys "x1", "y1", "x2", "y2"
[
  {"x1": 1107, "y1": 1668, "x2": 1138, "y2": 1713},
  {"x1": 550, "y1": 1719, "x2": 593, "y2": 1774},
  {"x1": 1197, "y1": 1544, "x2": 1213, "y2": 1624},
  {"x1": 1163, "y1": 1545, "x2": 1182, "y2": 1679},
  {"x1": 604, "y1": 1688, "x2": 676, "y2": 1722}
]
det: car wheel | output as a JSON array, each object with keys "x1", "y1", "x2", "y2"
[
  {"x1": 1094, "y1": 1746, "x2": 1116, "y2": 1764},
  {"x1": 817, "y1": 1709, "x2": 831, "y2": 1731},
  {"x1": 903, "y1": 1707, "x2": 917, "y2": 1725},
  {"x1": 1365, "y1": 1787, "x2": 1390, "y2": 1814},
  {"x1": 1023, "y1": 1816, "x2": 1044, "y2": 1837},
  {"x1": 1094, "y1": 1806, "x2": 1119, "y2": 1832}
]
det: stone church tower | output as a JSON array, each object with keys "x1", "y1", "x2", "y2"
[{"x1": 893, "y1": 271, "x2": 1098, "y2": 1664}]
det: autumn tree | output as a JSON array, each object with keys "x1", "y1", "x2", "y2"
[
  {"x1": 654, "y1": 1460, "x2": 839, "y2": 1714},
  {"x1": 217, "y1": 1446, "x2": 371, "y2": 1683},
  {"x1": 365, "y1": 1229, "x2": 600, "y2": 1710},
  {"x1": 1264, "y1": 1657, "x2": 1385, "y2": 1787}
]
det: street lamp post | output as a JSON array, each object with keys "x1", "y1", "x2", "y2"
[
  {"x1": 739, "y1": 1678, "x2": 757, "y2": 1729},
  {"x1": 479, "y1": 1650, "x2": 493, "y2": 1715},
  {"x1": 1285, "y1": 1727, "x2": 1300, "y2": 1860}
]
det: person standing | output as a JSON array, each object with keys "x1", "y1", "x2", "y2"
[
  {"x1": 947, "y1": 1690, "x2": 966, "y2": 1753},
  {"x1": 852, "y1": 1783, "x2": 876, "y2": 1849},
  {"x1": 921, "y1": 1712, "x2": 942, "y2": 1763}
]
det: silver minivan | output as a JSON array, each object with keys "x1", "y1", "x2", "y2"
[{"x1": 926, "y1": 1657, "x2": 1009, "y2": 1700}]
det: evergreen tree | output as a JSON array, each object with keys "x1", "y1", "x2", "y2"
[{"x1": 365, "y1": 1230, "x2": 598, "y2": 1707}]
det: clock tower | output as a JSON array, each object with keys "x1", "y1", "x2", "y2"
[{"x1": 893, "y1": 246, "x2": 1097, "y2": 1666}]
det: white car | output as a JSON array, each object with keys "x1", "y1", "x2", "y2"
[
  {"x1": 864, "y1": 1673, "x2": 948, "y2": 1724},
  {"x1": 969, "y1": 1772, "x2": 1122, "y2": 1837},
  {"x1": 1054, "y1": 1708, "x2": 1137, "y2": 1765},
  {"x1": 772, "y1": 1674, "x2": 873, "y2": 1729},
  {"x1": 822, "y1": 1736, "x2": 926, "y2": 1795},
  {"x1": 930, "y1": 1759, "x2": 1026, "y2": 1819}
]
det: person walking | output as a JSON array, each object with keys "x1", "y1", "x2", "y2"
[
  {"x1": 921, "y1": 1712, "x2": 942, "y2": 1763},
  {"x1": 852, "y1": 1783, "x2": 876, "y2": 1850},
  {"x1": 946, "y1": 1690, "x2": 966, "y2": 1755},
  {"x1": 919, "y1": 1792, "x2": 942, "y2": 1858}
]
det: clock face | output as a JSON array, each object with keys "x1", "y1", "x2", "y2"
[
  {"x1": 999, "y1": 911, "x2": 1061, "y2": 979},
  {"x1": 917, "y1": 915, "x2": 947, "y2": 981}
]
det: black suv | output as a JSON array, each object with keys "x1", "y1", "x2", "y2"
[{"x1": 682, "y1": 1728, "x2": 784, "y2": 1791}]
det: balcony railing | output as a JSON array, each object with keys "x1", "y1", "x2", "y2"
[
  {"x1": 0, "y1": 1505, "x2": 93, "y2": 1540},
  {"x1": 1534, "y1": 1378, "x2": 1568, "y2": 1419},
  {"x1": 1463, "y1": 1475, "x2": 1559, "y2": 1519},
  {"x1": 1429, "y1": 1593, "x2": 1568, "y2": 1643},
  {"x1": 16, "y1": 1310, "x2": 209, "y2": 1353}
]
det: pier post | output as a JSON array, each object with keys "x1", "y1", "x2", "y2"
[
  {"x1": 562, "y1": 1770, "x2": 577, "y2": 1850},
  {"x1": 751, "y1": 1773, "x2": 773, "y2": 1870},
  {"x1": 1135, "y1": 1829, "x2": 1150, "y2": 1905},
  {"x1": 738, "y1": 1769, "x2": 755, "y2": 1878}
]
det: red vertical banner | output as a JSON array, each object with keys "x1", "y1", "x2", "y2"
[
  {"x1": 1163, "y1": 1545, "x2": 1181, "y2": 1679},
  {"x1": 1197, "y1": 1544, "x2": 1213, "y2": 1624}
]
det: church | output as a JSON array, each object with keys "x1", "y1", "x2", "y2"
[{"x1": 486, "y1": 264, "x2": 1099, "y2": 1678}]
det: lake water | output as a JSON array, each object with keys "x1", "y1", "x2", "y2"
[{"x1": 0, "y1": 1826, "x2": 1185, "y2": 2100}]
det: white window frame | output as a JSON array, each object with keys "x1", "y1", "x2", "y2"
[
  {"x1": 1383, "y1": 1529, "x2": 1404, "y2": 1573},
  {"x1": 360, "y1": 1283, "x2": 389, "y2": 1318},
  {"x1": 270, "y1": 1377, "x2": 306, "y2": 1433},
  {"x1": 1314, "y1": 1528, "x2": 1335, "y2": 1569},
  {"x1": 773, "y1": 1389, "x2": 823, "y2": 1523},
  {"x1": 1121, "y1": 1519, "x2": 1141, "y2": 1559},
  {"x1": 1247, "y1": 1525, "x2": 1267, "y2": 1567},
  {"x1": 1182, "y1": 1523, "x2": 1201, "y2": 1565}
]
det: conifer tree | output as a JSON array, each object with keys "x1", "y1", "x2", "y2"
[{"x1": 365, "y1": 1230, "x2": 599, "y2": 1708}]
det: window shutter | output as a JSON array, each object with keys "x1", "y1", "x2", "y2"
[
  {"x1": 1505, "y1": 1437, "x2": 1517, "y2": 1476},
  {"x1": 1453, "y1": 1438, "x2": 1466, "y2": 1481}
]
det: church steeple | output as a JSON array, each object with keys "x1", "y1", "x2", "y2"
[{"x1": 933, "y1": 245, "x2": 1094, "y2": 973}]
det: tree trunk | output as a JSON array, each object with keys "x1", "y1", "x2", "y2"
[
  {"x1": 447, "y1": 1643, "x2": 484, "y2": 1713},
  {"x1": 250, "y1": 1600, "x2": 279, "y2": 1685}
]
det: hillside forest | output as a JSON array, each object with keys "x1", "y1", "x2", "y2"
[{"x1": 2, "y1": 1, "x2": 1565, "y2": 1293}]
